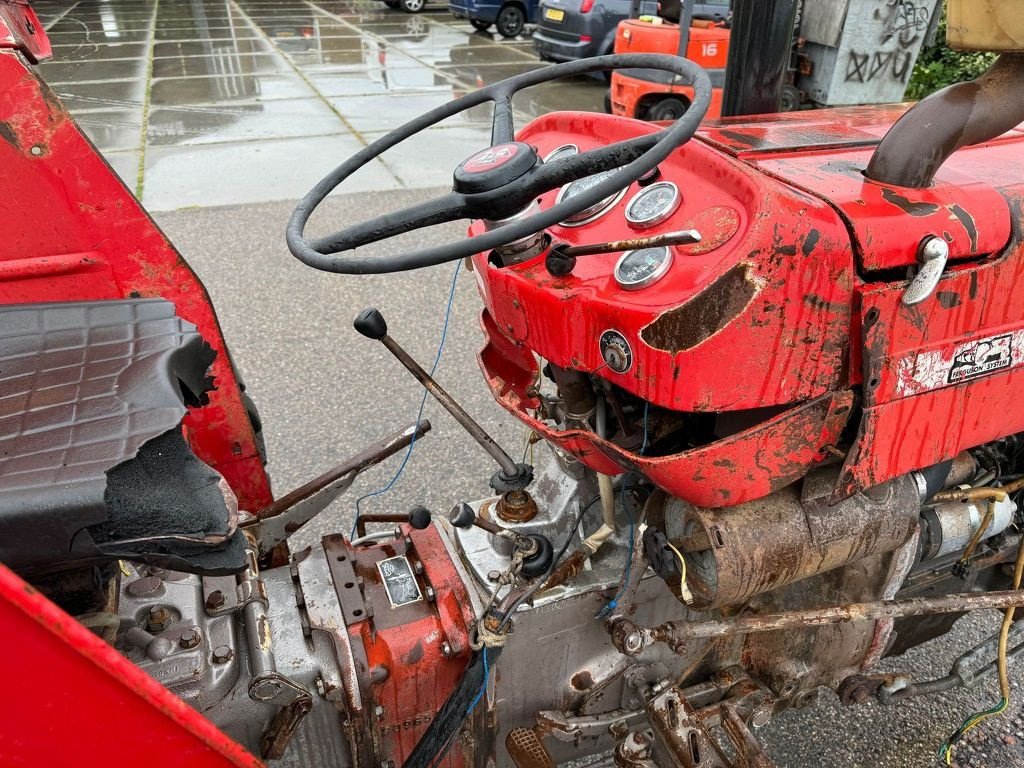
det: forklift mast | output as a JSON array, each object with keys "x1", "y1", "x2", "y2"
[{"x1": 721, "y1": 0, "x2": 798, "y2": 116}]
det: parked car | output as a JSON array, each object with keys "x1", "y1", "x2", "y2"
[
  {"x1": 449, "y1": 0, "x2": 539, "y2": 38},
  {"x1": 382, "y1": 0, "x2": 429, "y2": 14},
  {"x1": 533, "y1": 0, "x2": 727, "y2": 67}
]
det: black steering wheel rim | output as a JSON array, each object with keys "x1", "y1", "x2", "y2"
[{"x1": 286, "y1": 54, "x2": 712, "y2": 275}]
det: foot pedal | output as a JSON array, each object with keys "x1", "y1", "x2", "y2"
[{"x1": 506, "y1": 728, "x2": 554, "y2": 768}]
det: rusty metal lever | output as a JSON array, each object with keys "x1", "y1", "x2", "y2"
[
  {"x1": 354, "y1": 307, "x2": 533, "y2": 492},
  {"x1": 613, "y1": 589, "x2": 1024, "y2": 656}
]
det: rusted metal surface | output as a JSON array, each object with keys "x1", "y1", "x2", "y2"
[
  {"x1": 558, "y1": 229, "x2": 702, "y2": 259},
  {"x1": 322, "y1": 527, "x2": 475, "y2": 768},
  {"x1": 662, "y1": 470, "x2": 919, "y2": 608},
  {"x1": 380, "y1": 331, "x2": 522, "y2": 479},
  {"x1": 496, "y1": 489, "x2": 540, "y2": 523},
  {"x1": 505, "y1": 728, "x2": 556, "y2": 768},
  {"x1": 867, "y1": 53, "x2": 1024, "y2": 188},
  {"x1": 613, "y1": 589, "x2": 1024, "y2": 655}
]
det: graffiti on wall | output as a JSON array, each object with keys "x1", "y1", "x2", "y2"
[{"x1": 845, "y1": 0, "x2": 931, "y2": 84}]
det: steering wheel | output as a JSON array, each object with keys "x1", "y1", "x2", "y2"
[{"x1": 286, "y1": 54, "x2": 711, "y2": 275}]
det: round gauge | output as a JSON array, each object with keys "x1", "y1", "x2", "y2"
[
  {"x1": 555, "y1": 170, "x2": 628, "y2": 227},
  {"x1": 625, "y1": 182, "x2": 680, "y2": 229},
  {"x1": 543, "y1": 143, "x2": 578, "y2": 163},
  {"x1": 614, "y1": 246, "x2": 673, "y2": 291}
]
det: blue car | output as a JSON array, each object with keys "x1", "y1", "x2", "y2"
[{"x1": 449, "y1": 0, "x2": 539, "y2": 38}]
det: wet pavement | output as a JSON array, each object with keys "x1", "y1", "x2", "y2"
[{"x1": 29, "y1": 0, "x2": 608, "y2": 210}]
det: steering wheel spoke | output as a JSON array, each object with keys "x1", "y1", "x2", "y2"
[
  {"x1": 309, "y1": 192, "x2": 471, "y2": 265},
  {"x1": 491, "y1": 91, "x2": 516, "y2": 146}
]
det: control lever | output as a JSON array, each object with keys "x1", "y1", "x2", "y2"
[
  {"x1": 449, "y1": 503, "x2": 553, "y2": 578},
  {"x1": 902, "y1": 235, "x2": 950, "y2": 306},
  {"x1": 546, "y1": 229, "x2": 702, "y2": 277},
  {"x1": 354, "y1": 505, "x2": 432, "y2": 538},
  {"x1": 354, "y1": 307, "x2": 533, "y2": 493}
]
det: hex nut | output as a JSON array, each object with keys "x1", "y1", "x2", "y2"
[
  {"x1": 212, "y1": 644, "x2": 234, "y2": 664},
  {"x1": 441, "y1": 642, "x2": 452, "y2": 658},
  {"x1": 178, "y1": 629, "x2": 201, "y2": 650},
  {"x1": 205, "y1": 590, "x2": 226, "y2": 610},
  {"x1": 147, "y1": 606, "x2": 171, "y2": 633},
  {"x1": 375, "y1": 705, "x2": 385, "y2": 720}
]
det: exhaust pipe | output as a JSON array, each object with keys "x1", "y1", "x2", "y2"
[{"x1": 866, "y1": 53, "x2": 1024, "y2": 189}]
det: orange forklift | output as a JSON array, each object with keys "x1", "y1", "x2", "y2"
[{"x1": 608, "y1": 0, "x2": 730, "y2": 120}]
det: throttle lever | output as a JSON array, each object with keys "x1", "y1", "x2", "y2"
[
  {"x1": 354, "y1": 308, "x2": 533, "y2": 492},
  {"x1": 546, "y1": 229, "x2": 702, "y2": 277}
]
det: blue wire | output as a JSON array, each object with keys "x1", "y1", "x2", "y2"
[
  {"x1": 598, "y1": 403, "x2": 648, "y2": 618},
  {"x1": 596, "y1": 476, "x2": 635, "y2": 619},
  {"x1": 466, "y1": 647, "x2": 489, "y2": 715},
  {"x1": 351, "y1": 262, "x2": 462, "y2": 537}
]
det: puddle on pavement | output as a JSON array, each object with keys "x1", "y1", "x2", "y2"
[{"x1": 33, "y1": 0, "x2": 608, "y2": 210}]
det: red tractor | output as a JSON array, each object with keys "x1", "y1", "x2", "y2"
[{"x1": 3, "y1": 1, "x2": 1024, "y2": 767}]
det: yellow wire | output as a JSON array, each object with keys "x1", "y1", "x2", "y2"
[
  {"x1": 944, "y1": 531, "x2": 1024, "y2": 764},
  {"x1": 666, "y1": 541, "x2": 691, "y2": 603}
]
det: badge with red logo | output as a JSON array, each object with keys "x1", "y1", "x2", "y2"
[{"x1": 462, "y1": 144, "x2": 519, "y2": 174}]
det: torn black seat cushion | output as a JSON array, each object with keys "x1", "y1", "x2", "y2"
[{"x1": 0, "y1": 299, "x2": 247, "y2": 575}]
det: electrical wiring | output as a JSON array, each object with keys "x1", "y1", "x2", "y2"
[
  {"x1": 351, "y1": 262, "x2": 461, "y2": 537},
  {"x1": 596, "y1": 477, "x2": 636, "y2": 619},
  {"x1": 939, "y1": 530, "x2": 1024, "y2": 764},
  {"x1": 666, "y1": 539, "x2": 693, "y2": 604},
  {"x1": 497, "y1": 495, "x2": 602, "y2": 632}
]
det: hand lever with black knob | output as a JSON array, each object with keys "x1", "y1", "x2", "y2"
[
  {"x1": 354, "y1": 307, "x2": 533, "y2": 492},
  {"x1": 449, "y1": 503, "x2": 553, "y2": 578}
]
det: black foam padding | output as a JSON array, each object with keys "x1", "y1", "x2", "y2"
[{"x1": 0, "y1": 298, "x2": 244, "y2": 575}]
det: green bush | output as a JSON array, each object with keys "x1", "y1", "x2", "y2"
[{"x1": 906, "y1": 10, "x2": 996, "y2": 100}]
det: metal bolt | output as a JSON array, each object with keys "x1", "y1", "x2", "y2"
[
  {"x1": 146, "y1": 606, "x2": 171, "y2": 633},
  {"x1": 29, "y1": 145, "x2": 42, "y2": 156},
  {"x1": 374, "y1": 705, "x2": 385, "y2": 721},
  {"x1": 441, "y1": 642, "x2": 452, "y2": 658},
  {"x1": 127, "y1": 575, "x2": 163, "y2": 598},
  {"x1": 381, "y1": 761, "x2": 395, "y2": 768},
  {"x1": 205, "y1": 590, "x2": 226, "y2": 610},
  {"x1": 315, "y1": 678, "x2": 326, "y2": 696},
  {"x1": 413, "y1": 561, "x2": 424, "y2": 575},
  {"x1": 212, "y1": 644, "x2": 234, "y2": 664},
  {"x1": 425, "y1": 586, "x2": 436, "y2": 602},
  {"x1": 178, "y1": 629, "x2": 201, "y2": 650},
  {"x1": 623, "y1": 630, "x2": 644, "y2": 655},
  {"x1": 487, "y1": 570, "x2": 502, "y2": 583}
]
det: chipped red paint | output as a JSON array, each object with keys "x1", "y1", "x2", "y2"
[
  {"x1": 0, "y1": 0, "x2": 49, "y2": 63},
  {"x1": 0, "y1": 561, "x2": 262, "y2": 767},
  {"x1": 345, "y1": 526, "x2": 475, "y2": 768},
  {"x1": 0, "y1": 48, "x2": 272, "y2": 511},
  {"x1": 474, "y1": 106, "x2": 1024, "y2": 505}
]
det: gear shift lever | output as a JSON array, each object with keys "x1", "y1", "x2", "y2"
[{"x1": 354, "y1": 307, "x2": 533, "y2": 492}]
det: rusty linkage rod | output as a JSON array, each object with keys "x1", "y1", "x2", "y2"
[{"x1": 612, "y1": 590, "x2": 1024, "y2": 656}]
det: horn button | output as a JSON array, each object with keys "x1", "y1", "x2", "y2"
[{"x1": 454, "y1": 142, "x2": 538, "y2": 194}]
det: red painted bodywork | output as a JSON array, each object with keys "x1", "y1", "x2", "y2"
[
  {"x1": 473, "y1": 106, "x2": 1024, "y2": 508},
  {"x1": 610, "y1": 21, "x2": 729, "y2": 120},
  {"x1": 0, "y1": 561, "x2": 262, "y2": 767},
  {"x1": 0, "y1": 26, "x2": 271, "y2": 512}
]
